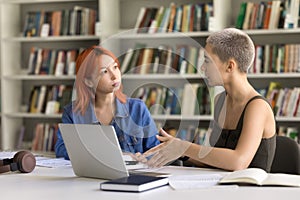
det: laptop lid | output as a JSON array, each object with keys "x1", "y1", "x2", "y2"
[{"x1": 58, "y1": 123, "x2": 129, "y2": 180}]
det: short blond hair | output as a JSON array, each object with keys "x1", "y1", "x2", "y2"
[{"x1": 206, "y1": 28, "x2": 255, "y2": 73}]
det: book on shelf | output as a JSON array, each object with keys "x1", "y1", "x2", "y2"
[
  {"x1": 134, "y1": 7, "x2": 146, "y2": 31},
  {"x1": 16, "y1": 126, "x2": 26, "y2": 150},
  {"x1": 120, "y1": 44, "x2": 204, "y2": 75},
  {"x1": 31, "y1": 123, "x2": 45, "y2": 151},
  {"x1": 34, "y1": 48, "x2": 43, "y2": 75},
  {"x1": 157, "y1": 6, "x2": 170, "y2": 33},
  {"x1": 242, "y1": 2, "x2": 254, "y2": 30},
  {"x1": 36, "y1": 85, "x2": 48, "y2": 113},
  {"x1": 236, "y1": 0, "x2": 297, "y2": 30},
  {"x1": 27, "y1": 47, "x2": 37, "y2": 75},
  {"x1": 27, "y1": 84, "x2": 72, "y2": 114},
  {"x1": 250, "y1": 43, "x2": 300, "y2": 74},
  {"x1": 173, "y1": 5, "x2": 183, "y2": 32},
  {"x1": 22, "y1": 6, "x2": 97, "y2": 37},
  {"x1": 120, "y1": 48, "x2": 134, "y2": 74},
  {"x1": 66, "y1": 49, "x2": 78, "y2": 75},
  {"x1": 27, "y1": 47, "x2": 80, "y2": 76},
  {"x1": 219, "y1": 168, "x2": 300, "y2": 187},
  {"x1": 284, "y1": 0, "x2": 300, "y2": 28},
  {"x1": 153, "y1": 6, "x2": 165, "y2": 33},
  {"x1": 100, "y1": 174, "x2": 169, "y2": 192},
  {"x1": 133, "y1": 2, "x2": 214, "y2": 33},
  {"x1": 40, "y1": 49, "x2": 51, "y2": 74},
  {"x1": 157, "y1": 45, "x2": 169, "y2": 73},
  {"x1": 137, "y1": 48, "x2": 155, "y2": 74},
  {"x1": 168, "y1": 2, "x2": 177, "y2": 32},
  {"x1": 55, "y1": 50, "x2": 66, "y2": 76},
  {"x1": 23, "y1": 11, "x2": 40, "y2": 37},
  {"x1": 31, "y1": 123, "x2": 58, "y2": 152},
  {"x1": 268, "y1": 0, "x2": 281, "y2": 29},
  {"x1": 51, "y1": 11, "x2": 62, "y2": 36},
  {"x1": 186, "y1": 46, "x2": 198, "y2": 74},
  {"x1": 133, "y1": 83, "x2": 212, "y2": 116},
  {"x1": 170, "y1": 87, "x2": 183, "y2": 115},
  {"x1": 136, "y1": 7, "x2": 158, "y2": 33},
  {"x1": 181, "y1": 83, "x2": 201, "y2": 115},
  {"x1": 126, "y1": 43, "x2": 147, "y2": 74},
  {"x1": 262, "y1": 81, "x2": 300, "y2": 117},
  {"x1": 28, "y1": 86, "x2": 39, "y2": 113},
  {"x1": 57, "y1": 85, "x2": 73, "y2": 113},
  {"x1": 60, "y1": 9, "x2": 71, "y2": 36},
  {"x1": 181, "y1": 4, "x2": 190, "y2": 32}
]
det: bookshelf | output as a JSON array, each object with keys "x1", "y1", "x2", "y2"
[
  {"x1": 108, "y1": 0, "x2": 300, "y2": 142},
  {"x1": 1, "y1": 0, "x2": 300, "y2": 150},
  {"x1": 0, "y1": 0, "x2": 106, "y2": 150}
]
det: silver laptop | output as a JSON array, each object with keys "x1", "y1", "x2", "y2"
[{"x1": 58, "y1": 123, "x2": 147, "y2": 180}]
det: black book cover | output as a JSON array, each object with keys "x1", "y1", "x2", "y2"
[{"x1": 100, "y1": 174, "x2": 169, "y2": 192}]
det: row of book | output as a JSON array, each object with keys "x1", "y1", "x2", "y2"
[
  {"x1": 264, "y1": 82, "x2": 300, "y2": 117},
  {"x1": 120, "y1": 43, "x2": 204, "y2": 75},
  {"x1": 31, "y1": 123, "x2": 59, "y2": 152},
  {"x1": 134, "y1": 2, "x2": 213, "y2": 33},
  {"x1": 250, "y1": 44, "x2": 300, "y2": 74},
  {"x1": 236, "y1": 0, "x2": 300, "y2": 30},
  {"x1": 28, "y1": 85, "x2": 73, "y2": 114},
  {"x1": 23, "y1": 6, "x2": 97, "y2": 37},
  {"x1": 28, "y1": 47, "x2": 81, "y2": 76},
  {"x1": 132, "y1": 83, "x2": 212, "y2": 116}
]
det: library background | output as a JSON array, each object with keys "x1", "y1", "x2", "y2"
[{"x1": 0, "y1": 0, "x2": 299, "y2": 154}]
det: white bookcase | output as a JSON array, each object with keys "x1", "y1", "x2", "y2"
[
  {"x1": 1, "y1": 0, "x2": 300, "y2": 150},
  {"x1": 0, "y1": 0, "x2": 120, "y2": 150}
]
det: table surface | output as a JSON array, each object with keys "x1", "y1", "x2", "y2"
[{"x1": 1, "y1": 164, "x2": 300, "y2": 200}]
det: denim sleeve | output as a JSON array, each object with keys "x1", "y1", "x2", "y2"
[{"x1": 54, "y1": 105, "x2": 73, "y2": 160}]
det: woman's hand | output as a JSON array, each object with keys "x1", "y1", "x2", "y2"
[{"x1": 141, "y1": 128, "x2": 191, "y2": 168}]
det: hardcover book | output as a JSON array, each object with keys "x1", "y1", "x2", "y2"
[{"x1": 100, "y1": 174, "x2": 169, "y2": 192}]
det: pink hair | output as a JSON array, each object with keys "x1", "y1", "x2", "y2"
[{"x1": 74, "y1": 45, "x2": 126, "y2": 115}]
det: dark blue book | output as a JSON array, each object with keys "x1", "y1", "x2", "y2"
[{"x1": 100, "y1": 174, "x2": 169, "y2": 192}]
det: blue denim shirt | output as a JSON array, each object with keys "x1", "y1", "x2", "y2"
[{"x1": 55, "y1": 98, "x2": 160, "y2": 160}]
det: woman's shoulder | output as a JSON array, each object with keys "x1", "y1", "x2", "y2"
[
  {"x1": 62, "y1": 101, "x2": 76, "y2": 114},
  {"x1": 126, "y1": 97, "x2": 145, "y2": 105},
  {"x1": 63, "y1": 102, "x2": 73, "y2": 110},
  {"x1": 245, "y1": 95, "x2": 272, "y2": 110},
  {"x1": 125, "y1": 97, "x2": 148, "y2": 110}
]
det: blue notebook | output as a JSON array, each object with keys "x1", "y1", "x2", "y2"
[{"x1": 100, "y1": 174, "x2": 169, "y2": 192}]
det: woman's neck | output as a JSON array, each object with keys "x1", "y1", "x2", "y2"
[
  {"x1": 224, "y1": 74, "x2": 257, "y2": 104},
  {"x1": 94, "y1": 93, "x2": 115, "y2": 108},
  {"x1": 94, "y1": 94, "x2": 116, "y2": 125}
]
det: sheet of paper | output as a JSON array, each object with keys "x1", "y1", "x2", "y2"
[
  {"x1": 168, "y1": 174, "x2": 224, "y2": 190},
  {"x1": 0, "y1": 151, "x2": 16, "y2": 159},
  {"x1": 35, "y1": 157, "x2": 72, "y2": 168}
]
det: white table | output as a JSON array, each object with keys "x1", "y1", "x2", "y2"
[{"x1": 1, "y1": 165, "x2": 300, "y2": 200}]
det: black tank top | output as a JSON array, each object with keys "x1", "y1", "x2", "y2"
[{"x1": 209, "y1": 92, "x2": 276, "y2": 172}]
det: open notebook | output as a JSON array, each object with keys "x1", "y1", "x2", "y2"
[{"x1": 58, "y1": 124, "x2": 150, "y2": 180}]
